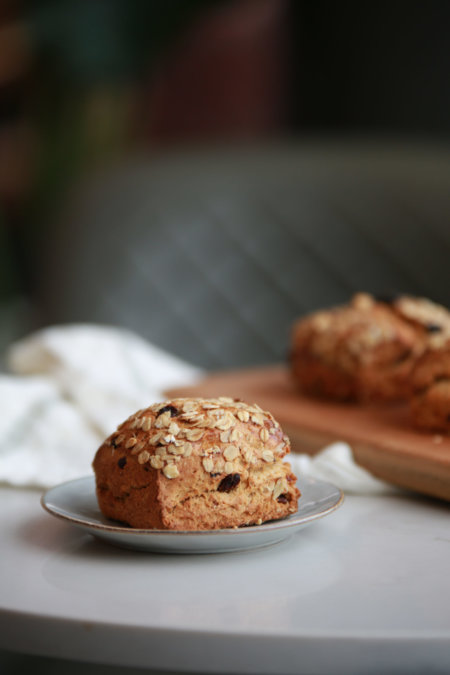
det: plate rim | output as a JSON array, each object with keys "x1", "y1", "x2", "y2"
[{"x1": 41, "y1": 474, "x2": 344, "y2": 537}]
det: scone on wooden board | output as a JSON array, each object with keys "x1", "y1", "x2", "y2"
[
  {"x1": 93, "y1": 397, "x2": 300, "y2": 530},
  {"x1": 290, "y1": 292, "x2": 450, "y2": 402}
]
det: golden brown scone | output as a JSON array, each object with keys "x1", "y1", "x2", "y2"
[
  {"x1": 409, "y1": 336, "x2": 450, "y2": 432},
  {"x1": 290, "y1": 293, "x2": 450, "y2": 402},
  {"x1": 93, "y1": 397, "x2": 300, "y2": 530}
]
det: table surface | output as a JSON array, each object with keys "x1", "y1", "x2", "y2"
[{"x1": 1, "y1": 482, "x2": 450, "y2": 675}]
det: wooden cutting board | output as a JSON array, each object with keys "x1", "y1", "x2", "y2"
[{"x1": 167, "y1": 364, "x2": 450, "y2": 502}]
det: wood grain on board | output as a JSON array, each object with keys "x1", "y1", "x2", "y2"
[{"x1": 167, "y1": 364, "x2": 450, "y2": 502}]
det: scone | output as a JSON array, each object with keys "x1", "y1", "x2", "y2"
[
  {"x1": 409, "y1": 336, "x2": 450, "y2": 432},
  {"x1": 290, "y1": 293, "x2": 450, "y2": 402},
  {"x1": 93, "y1": 397, "x2": 300, "y2": 530}
]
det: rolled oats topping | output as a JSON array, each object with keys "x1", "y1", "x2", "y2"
[
  {"x1": 105, "y1": 396, "x2": 290, "y2": 478},
  {"x1": 273, "y1": 478, "x2": 288, "y2": 500},
  {"x1": 223, "y1": 445, "x2": 240, "y2": 461},
  {"x1": 131, "y1": 441, "x2": 145, "y2": 455},
  {"x1": 193, "y1": 416, "x2": 213, "y2": 428},
  {"x1": 185, "y1": 428, "x2": 204, "y2": 442},
  {"x1": 352, "y1": 292, "x2": 375, "y2": 311},
  {"x1": 224, "y1": 461, "x2": 235, "y2": 474},
  {"x1": 259, "y1": 428, "x2": 270, "y2": 442},
  {"x1": 141, "y1": 417, "x2": 152, "y2": 431},
  {"x1": 251, "y1": 413, "x2": 265, "y2": 426},
  {"x1": 163, "y1": 463, "x2": 179, "y2": 479},
  {"x1": 155, "y1": 411, "x2": 172, "y2": 428},
  {"x1": 229, "y1": 427, "x2": 241, "y2": 442},
  {"x1": 217, "y1": 396, "x2": 235, "y2": 404},
  {"x1": 150, "y1": 455, "x2": 164, "y2": 469},
  {"x1": 113, "y1": 433, "x2": 125, "y2": 446},
  {"x1": 202, "y1": 457, "x2": 214, "y2": 473},
  {"x1": 394, "y1": 296, "x2": 450, "y2": 330},
  {"x1": 237, "y1": 409, "x2": 250, "y2": 422},
  {"x1": 215, "y1": 412, "x2": 236, "y2": 431},
  {"x1": 243, "y1": 448, "x2": 254, "y2": 463}
]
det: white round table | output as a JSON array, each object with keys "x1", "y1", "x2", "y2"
[{"x1": 1, "y1": 483, "x2": 450, "y2": 675}]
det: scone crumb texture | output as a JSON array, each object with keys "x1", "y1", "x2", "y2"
[{"x1": 93, "y1": 396, "x2": 300, "y2": 530}]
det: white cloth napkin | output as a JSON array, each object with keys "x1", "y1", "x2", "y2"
[
  {"x1": 0, "y1": 324, "x2": 393, "y2": 493},
  {"x1": 8, "y1": 324, "x2": 202, "y2": 437},
  {"x1": 1, "y1": 324, "x2": 202, "y2": 488},
  {"x1": 0, "y1": 375, "x2": 100, "y2": 487},
  {"x1": 289, "y1": 442, "x2": 396, "y2": 495}
]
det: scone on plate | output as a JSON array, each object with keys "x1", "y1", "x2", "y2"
[
  {"x1": 93, "y1": 397, "x2": 300, "y2": 530},
  {"x1": 409, "y1": 336, "x2": 450, "y2": 432},
  {"x1": 290, "y1": 293, "x2": 450, "y2": 402}
]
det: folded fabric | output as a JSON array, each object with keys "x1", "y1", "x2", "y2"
[
  {"x1": 0, "y1": 375, "x2": 99, "y2": 487},
  {"x1": 0, "y1": 324, "x2": 202, "y2": 488},
  {"x1": 8, "y1": 324, "x2": 202, "y2": 437}
]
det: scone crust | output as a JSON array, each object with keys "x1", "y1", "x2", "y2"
[
  {"x1": 409, "y1": 337, "x2": 450, "y2": 432},
  {"x1": 93, "y1": 397, "x2": 300, "y2": 530},
  {"x1": 290, "y1": 293, "x2": 450, "y2": 402}
]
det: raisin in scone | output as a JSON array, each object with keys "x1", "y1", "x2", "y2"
[
  {"x1": 93, "y1": 397, "x2": 300, "y2": 530},
  {"x1": 290, "y1": 293, "x2": 450, "y2": 402},
  {"x1": 409, "y1": 336, "x2": 450, "y2": 432}
]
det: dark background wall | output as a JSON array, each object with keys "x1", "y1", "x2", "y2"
[{"x1": 290, "y1": 1, "x2": 450, "y2": 138}]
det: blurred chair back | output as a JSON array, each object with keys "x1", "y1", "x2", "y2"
[{"x1": 38, "y1": 141, "x2": 450, "y2": 368}]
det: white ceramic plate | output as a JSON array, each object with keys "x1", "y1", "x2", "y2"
[{"x1": 41, "y1": 475, "x2": 343, "y2": 554}]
